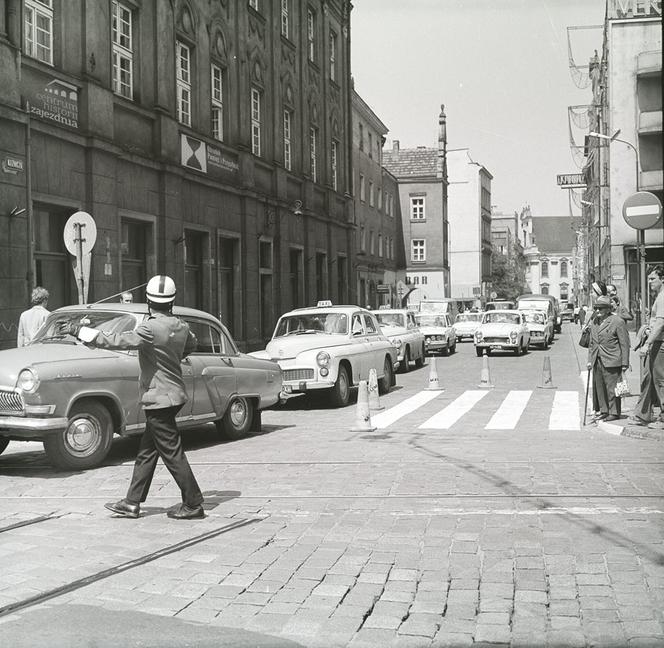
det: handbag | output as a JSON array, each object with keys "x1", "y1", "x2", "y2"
[
  {"x1": 615, "y1": 374, "x2": 630, "y2": 398},
  {"x1": 578, "y1": 326, "x2": 590, "y2": 348}
]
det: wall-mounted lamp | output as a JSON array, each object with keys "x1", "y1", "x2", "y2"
[{"x1": 293, "y1": 200, "x2": 302, "y2": 216}]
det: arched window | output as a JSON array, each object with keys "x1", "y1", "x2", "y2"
[
  {"x1": 541, "y1": 285, "x2": 549, "y2": 295},
  {"x1": 560, "y1": 260, "x2": 568, "y2": 278},
  {"x1": 541, "y1": 261, "x2": 549, "y2": 278}
]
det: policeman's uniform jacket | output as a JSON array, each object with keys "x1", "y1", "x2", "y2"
[
  {"x1": 80, "y1": 311, "x2": 197, "y2": 409},
  {"x1": 587, "y1": 312, "x2": 630, "y2": 368}
]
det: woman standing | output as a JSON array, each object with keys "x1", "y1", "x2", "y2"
[{"x1": 587, "y1": 296, "x2": 630, "y2": 422}]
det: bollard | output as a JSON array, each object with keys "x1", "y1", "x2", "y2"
[
  {"x1": 537, "y1": 355, "x2": 556, "y2": 389},
  {"x1": 350, "y1": 380, "x2": 376, "y2": 432},
  {"x1": 368, "y1": 368, "x2": 384, "y2": 411},
  {"x1": 477, "y1": 354, "x2": 494, "y2": 389},
  {"x1": 426, "y1": 357, "x2": 444, "y2": 391}
]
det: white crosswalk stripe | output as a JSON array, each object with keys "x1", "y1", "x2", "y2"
[
  {"x1": 549, "y1": 390, "x2": 580, "y2": 430},
  {"x1": 418, "y1": 390, "x2": 489, "y2": 429},
  {"x1": 485, "y1": 390, "x2": 532, "y2": 429},
  {"x1": 373, "y1": 390, "x2": 443, "y2": 429}
]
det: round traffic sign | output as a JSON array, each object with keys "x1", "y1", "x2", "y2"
[
  {"x1": 622, "y1": 191, "x2": 662, "y2": 230},
  {"x1": 63, "y1": 211, "x2": 97, "y2": 255},
  {"x1": 490, "y1": 291, "x2": 497, "y2": 299}
]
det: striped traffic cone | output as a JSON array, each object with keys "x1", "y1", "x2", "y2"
[
  {"x1": 537, "y1": 355, "x2": 556, "y2": 389},
  {"x1": 478, "y1": 354, "x2": 494, "y2": 389},
  {"x1": 351, "y1": 380, "x2": 376, "y2": 432},
  {"x1": 426, "y1": 357, "x2": 444, "y2": 391},
  {"x1": 368, "y1": 368, "x2": 384, "y2": 411}
]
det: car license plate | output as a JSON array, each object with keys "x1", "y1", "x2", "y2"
[{"x1": 491, "y1": 344, "x2": 503, "y2": 349}]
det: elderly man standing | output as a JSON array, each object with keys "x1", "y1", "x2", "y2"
[
  {"x1": 17, "y1": 287, "x2": 50, "y2": 347},
  {"x1": 587, "y1": 295, "x2": 630, "y2": 422}
]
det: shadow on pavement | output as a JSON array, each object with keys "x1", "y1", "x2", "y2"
[{"x1": 0, "y1": 604, "x2": 305, "y2": 648}]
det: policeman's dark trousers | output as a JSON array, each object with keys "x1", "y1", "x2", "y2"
[
  {"x1": 633, "y1": 341, "x2": 664, "y2": 422},
  {"x1": 126, "y1": 405, "x2": 203, "y2": 508},
  {"x1": 592, "y1": 358, "x2": 621, "y2": 417}
]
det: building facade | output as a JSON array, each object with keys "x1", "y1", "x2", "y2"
[
  {"x1": 382, "y1": 106, "x2": 450, "y2": 307},
  {"x1": 351, "y1": 88, "x2": 403, "y2": 308},
  {"x1": 0, "y1": 0, "x2": 354, "y2": 350},
  {"x1": 584, "y1": 0, "x2": 662, "y2": 315},
  {"x1": 447, "y1": 148, "x2": 492, "y2": 303}
]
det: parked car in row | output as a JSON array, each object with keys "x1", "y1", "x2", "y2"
[
  {"x1": 250, "y1": 302, "x2": 398, "y2": 408},
  {"x1": 371, "y1": 308, "x2": 425, "y2": 373},
  {"x1": 474, "y1": 310, "x2": 531, "y2": 356},
  {"x1": 0, "y1": 304, "x2": 283, "y2": 470},
  {"x1": 454, "y1": 312, "x2": 483, "y2": 342},
  {"x1": 521, "y1": 309, "x2": 554, "y2": 349},
  {"x1": 414, "y1": 312, "x2": 457, "y2": 356}
]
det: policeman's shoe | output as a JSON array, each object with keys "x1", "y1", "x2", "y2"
[
  {"x1": 647, "y1": 420, "x2": 664, "y2": 430},
  {"x1": 626, "y1": 415, "x2": 650, "y2": 426},
  {"x1": 167, "y1": 503, "x2": 205, "y2": 520},
  {"x1": 604, "y1": 415, "x2": 619, "y2": 422},
  {"x1": 104, "y1": 499, "x2": 140, "y2": 518}
]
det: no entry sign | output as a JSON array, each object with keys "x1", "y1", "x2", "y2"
[{"x1": 622, "y1": 191, "x2": 662, "y2": 230}]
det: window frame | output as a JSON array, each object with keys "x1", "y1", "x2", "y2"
[
  {"x1": 211, "y1": 63, "x2": 224, "y2": 141},
  {"x1": 176, "y1": 40, "x2": 192, "y2": 127},
  {"x1": 283, "y1": 108, "x2": 292, "y2": 171},
  {"x1": 24, "y1": 0, "x2": 54, "y2": 65},
  {"x1": 307, "y1": 8, "x2": 316, "y2": 63},
  {"x1": 410, "y1": 196, "x2": 426, "y2": 220},
  {"x1": 111, "y1": 0, "x2": 133, "y2": 99},
  {"x1": 309, "y1": 126, "x2": 318, "y2": 182},
  {"x1": 331, "y1": 140, "x2": 339, "y2": 191},
  {"x1": 411, "y1": 239, "x2": 426, "y2": 262},
  {"x1": 251, "y1": 86, "x2": 262, "y2": 157},
  {"x1": 329, "y1": 29, "x2": 337, "y2": 82},
  {"x1": 281, "y1": 0, "x2": 289, "y2": 38}
]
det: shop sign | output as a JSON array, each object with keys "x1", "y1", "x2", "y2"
[
  {"x1": 556, "y1": 173, "x2": 585, "y2": 188},
  {"x1": 376, "y1": 284, "x2": 390, "y2": 293},
  {"x1": 2, "y1": 156, "x2": 24, "y2": 174},
  {"x1": 24, "y1": 76, "x2": 79, "y2": 129},
  {"x1": 609, "y1": 0, "x2": 661, "y2": 19},
  {"x1": 181, "y1": 134, "x2": 239, "y2": 178}
]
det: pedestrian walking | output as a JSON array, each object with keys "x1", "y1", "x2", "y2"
[
  {"x1": 578, "y1": 304, "x2": 587, "y2": 327},
  {"x1": 58, "y1": 275, "x2": 205, "y2": 519},
  {"x1": 17, "y1": 287, "x2": 50, "y2": 347},
  {"x1": 606, "y1": 285, "x2": 633, "y2": 323},
  {"x1": 587, "y1": 296, "x2": 630, "y2": 422},
  {"x1": 627, "y1": 266, "x2": 664, "y2": 429}
]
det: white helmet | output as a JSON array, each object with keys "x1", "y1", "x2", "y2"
[{"x1": 146, "y1": 275, "x2": 176, "y2": 304}]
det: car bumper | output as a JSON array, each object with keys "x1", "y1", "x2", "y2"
[
  {"x1": 0, "y1": 415, "x2": 68, "y2": 438},
  {"x1": 475, "y1": 342, "x2": 518, "y2": 350}
]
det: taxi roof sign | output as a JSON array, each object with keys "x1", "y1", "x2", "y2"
[{"x1": 316, "y1": 300, "x2": 333, "y2": 307}]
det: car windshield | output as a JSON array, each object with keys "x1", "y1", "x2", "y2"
[
  {"x1": 34, "y1": 311, "x2": 138, "y2": 343},
  {"x1": 522, "y1": 311, "x2": 545, "y2": 324},
  {"x1": 456, "y1": 313, "x2": 481, "y2": 323},
  {"x1": 274, "y1": 312, "x2": 348, "y2": 336},
  {"x1": 484, "y1": 312, "x2": 521, "y2": 325},
  {"x1": 518, "y1": 300, "x2": 549, "y2": 311},
  {"x1": 375, "y1": 313, "x2": 406, "y2": 328},
  {"x1": 415, "y1": 315, "x2": 447, "y2": 327}
]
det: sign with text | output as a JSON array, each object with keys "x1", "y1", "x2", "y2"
[
  {"x1": 181, "y1": 134, "x2": 240, "y2": 178},
  {"x1": 24, "y1": 75, "x2": 79, "y2": 130},
  {"x1": 609, "y1": 0, "x2": 661, "y2": 19},
  {"x1": 557, "y1": 173, "x2": 586, "y2": 188}
]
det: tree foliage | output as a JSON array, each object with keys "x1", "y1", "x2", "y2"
[{"x1": 489, "y1": 245, "x2": 528, "y2": 300}]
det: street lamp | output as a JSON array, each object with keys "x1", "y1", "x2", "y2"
[{"x1": 589, "y1": 129, "x2": 646, "y2": 328}]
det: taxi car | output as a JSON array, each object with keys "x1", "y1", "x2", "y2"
[
  {"x1": 0, "y1": 303, "x2": 282, "y2": 470},
  {"x1": 414, "y1": 312, "x2": 457, "y2": 356},
  {"x1": 474, "y1": 309, "x2": 530, "y2": 357},
  {"x1": 454, "y1": 312, "x2": 483, "y2": 342},
  {"x1": 522, "y1": 309, "x2": 554, "y2": 349},
  {"x1": 371, "y1": 308, "x2": 425, "y2": 373},
  {"x1": 250, "y1": 302, "x2": 398, "y2": 408}
]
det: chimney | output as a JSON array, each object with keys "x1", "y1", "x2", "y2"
[{"x1": 393, "y1": 140, "x2": 400, "y2": 152}]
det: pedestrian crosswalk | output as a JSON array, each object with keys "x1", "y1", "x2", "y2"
[{"x1": 371, "y1": 388, "x2": 581, "y2": 431}]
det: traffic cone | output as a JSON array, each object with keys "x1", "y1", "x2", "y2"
[
  {"x1": 537, "y1": 355, "x2": 556, "y2": 389},
  {"x1": 478, "y1": 354, "x2": 494, "y2": 389},
  {"x1": 368, "y1": 368, "x2": 384, "y2": 411},
  {"x1": 426, "y1": 357, "x2": 444, "y2": 391},
  {"x1": 351, "y1": 380, "x2": 376, "y2": 432}
]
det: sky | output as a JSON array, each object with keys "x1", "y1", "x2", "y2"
[{"x1": 351, "y1": 0, "x2": 606, "y2": 217}]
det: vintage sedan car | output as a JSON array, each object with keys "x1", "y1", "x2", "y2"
[
  {"x1": 522, "y1": 309, "x2": 554, "y2": 349},
  {"x1": 371, "y1": 309, "x2": 425, "y2": 373},
  {"x1": 454, "y1": 312, "x2": 483, "y2": 342},
  {"x1": 250, "y1": 302, "x2": 398, "y2": 408},
  {"x1": 414, "y1": 312, "x2": 457, "y2": 356},
  {"x1": 474, "y1": 309, "x2": 531, "y2": 357},
  {"x1": 0, "y1": 304, "x2": 282, "y2": 470}
]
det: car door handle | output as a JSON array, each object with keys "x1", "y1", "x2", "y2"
[{"x1": 222, "y1": 357, "x2": 233, "y2": 367}]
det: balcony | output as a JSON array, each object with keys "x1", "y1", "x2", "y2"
[
  {"x1": 637, "y1": 51, "x2": 662, "y2": 76},
  {"x1": 639, "y1": 110, "x2": 663, "y2": 133}
]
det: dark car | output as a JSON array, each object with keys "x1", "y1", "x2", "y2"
[{"x1": 560, "y1": 301, "x2": 575, "y2": 322}]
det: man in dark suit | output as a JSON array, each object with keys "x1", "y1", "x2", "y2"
[
  {"x1": 59, "y1": 275, "x2": 204, "y2": 519},
  {"x1": 587, "y1": 296, "x2": 630, "y2": 422}
]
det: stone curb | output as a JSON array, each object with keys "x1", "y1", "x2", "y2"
[{"x1": 597, "y1": 420, "x2": 664, "y2": 441}]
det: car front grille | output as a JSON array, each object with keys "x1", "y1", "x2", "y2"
[
  {"x1": 482, "y1": 337, "x2": 510, "y2": 344},
  {"x1": 283, "y1": 369, "x2": 315, "y2": 381},
  {"x1": 0, "y1": 389, "x2": 24, "y2": 414}
]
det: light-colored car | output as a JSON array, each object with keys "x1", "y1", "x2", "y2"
[
  {"x1": 414, "y1": 312, "x2": 457, "y2": 356},
  {"x1": 454, "y1": 312, "x2": 483, "y2": 342},
  {"x1": 250, "y1": 303, "x2": 398, "y2": 407},
  {"x1": 371, "y1": 309, "x2": 425, "y2": 373},
  {"x1": 522, "y1": 309, "x2": 554, "y2": 349},
  {"x1": 0, "y1": 304, "x2": 282, "y2": 470},
  {"x1": 474, "y1": 309, "x2": 531, "y2": 357}
]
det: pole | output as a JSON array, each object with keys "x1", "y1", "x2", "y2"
[{"x1": 25, "y1": 101, "x2": 34, "y2": 296}]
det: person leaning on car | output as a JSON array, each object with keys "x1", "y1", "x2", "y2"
[
  {"x1": 586, "y1": 295, "x2": 630, "y2": 422},
  {"x1": 57, "y1": 275, "x2": 205, "y2": 520}
]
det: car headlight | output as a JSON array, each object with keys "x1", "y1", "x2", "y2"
[
  {"x1": 392, "y1": 338, "x2": 402, "y2": 350},
  {"x1": 17, "y1": 368, "x2": 39, "y2": 393},
  {"x1": 510, "y1": 330, "x2": 518, "y2": 341},
  {"x1": 475, "y1": 331, "x2": 483, "y2": 341},
  {"x1": 316, "y1": 351, "x2": 330, "y2": 367}
]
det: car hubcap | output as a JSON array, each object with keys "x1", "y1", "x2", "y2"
[
  {"x1": 65, "y1": 416, "x2": 101, "y2": 457},
  {"x1": 229, "y1": 399, "x2": 248, "y2": 427},
  {"x1": 339, "y1": 372, "x2": 349, "y2": 399}
]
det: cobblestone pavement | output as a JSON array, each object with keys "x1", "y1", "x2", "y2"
[{"x1": 0, "y1": 323, "x2": 662, "y2": 647}]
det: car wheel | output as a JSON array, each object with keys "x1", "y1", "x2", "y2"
[
  {"x1": 216, "y1": 396, "x2": 254, "y2": 440},
  {"x1": 450, "y1": 340, "x2": 456, "y2": 355},
  {"x1": 475, "y1": 347, "x2": 483, "y2": 357},
  {"x1": 522, "y1": 340, "x2": 528, "y2": 354},
  {"x1": 378, "y1": 356, "x2": 394, "y2": 395},
  {"x1": 43, "y1": 400, "x2": 114, "y2": 470},
  {"x1": 330, "y1": 364, "x2": 351, "y2": 407},
  {"x1": 0, "y1": 438, "x2": 9, "y2": 455},
  {"x1": 414, "y1": 346, "x2": 425, "y2": 368},
  {"x1": 400, "y1": 347, "x2": 411, "y2": 373}
]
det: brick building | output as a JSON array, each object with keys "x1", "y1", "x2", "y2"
[{"x1": 0, "y1": 0, "x2": 353, "y2": 350}]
